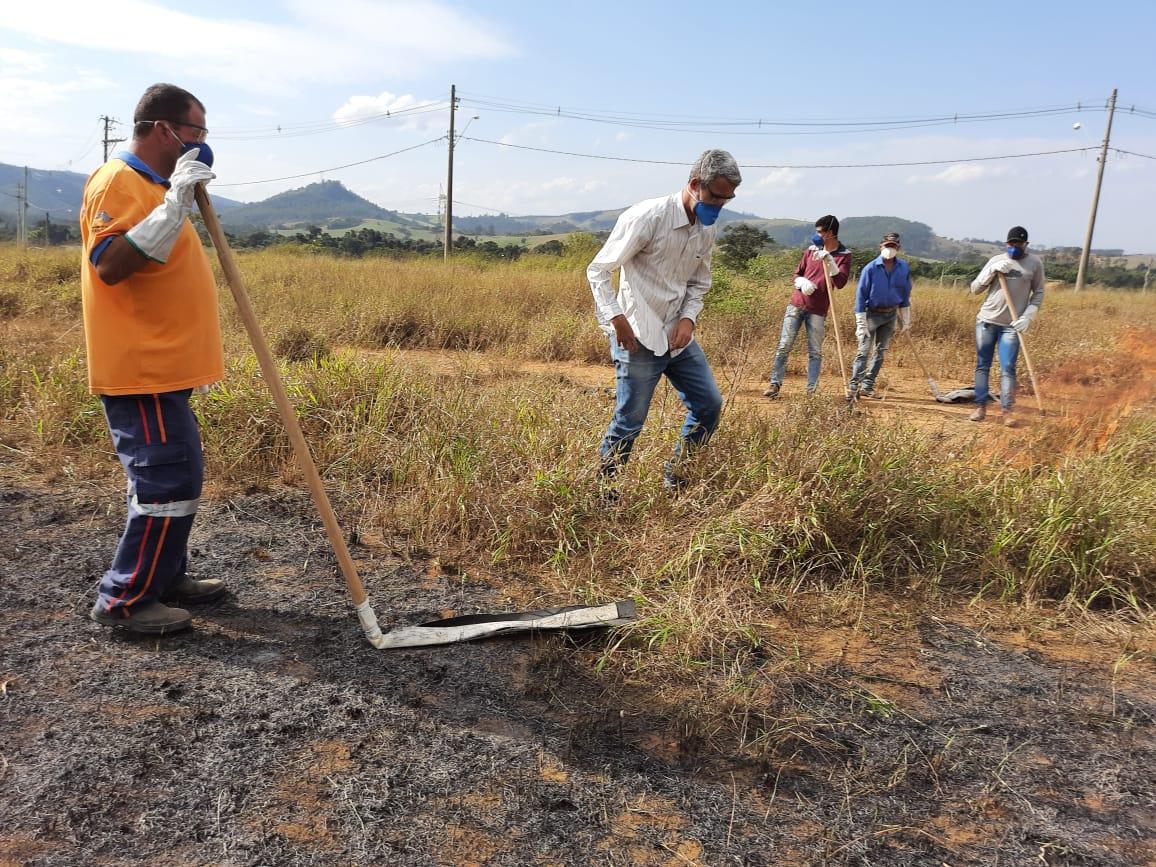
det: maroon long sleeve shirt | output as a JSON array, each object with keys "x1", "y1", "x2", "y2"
[{"x1": 790, "y1": 243, "x2": 852, "y2": 317}]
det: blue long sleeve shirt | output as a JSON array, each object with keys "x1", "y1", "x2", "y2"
[{"x1": 855, "y1": 256, "x2": 912, "y2": 314}]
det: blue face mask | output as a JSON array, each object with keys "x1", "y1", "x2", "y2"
[
  {"x1": 1007, "y1": 245, "x2": 1024, "y2": 259},
  {"x1": 694, "y1": 201, "x2": 723, "y2": 226},
  {"x1": 167, "y1": 125, "x2": 214, "y2": 167},
  {"x1": 811, "y1": 233, "x2": 824, "y2": 246}
]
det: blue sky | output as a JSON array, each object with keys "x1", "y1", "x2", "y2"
[{"x1": 2, "y1": 0, "x2": 1154, "y2": 251}]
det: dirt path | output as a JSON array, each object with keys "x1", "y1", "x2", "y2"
[
  {"x1": 2, "y1": 468, "x2": 1153, "y2": 866},
  {"x1": 372, "y1": 325, "x2": 1156, "y2": 455}
]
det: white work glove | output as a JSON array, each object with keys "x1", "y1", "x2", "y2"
[
  {"x1": 124, "y1": 149, "x2": 216, "y2": 264},
  {"x1": 855, "y1": 312, "x2": 868, "y2": 340},
  {"x1": 899, "y1": 306, "x2": 911, "y2": 332},
  {"x1": 794, "y1": 276, "x2": 817, "y2": 296},
  {"x1": 994, "y1": 259, "x2": 1022, "y2": 275},
  {"x1": 1011, "y1": 304, "x2": 1039, "y2": 333}
]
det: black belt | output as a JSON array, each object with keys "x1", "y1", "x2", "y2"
[{"x1": 868, "y1": 306, "x2": 897, "y2": 314}]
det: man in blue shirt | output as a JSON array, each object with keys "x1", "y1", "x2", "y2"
[{"x1": 848, "y1": 232, "x2": 912, "y2": 399}]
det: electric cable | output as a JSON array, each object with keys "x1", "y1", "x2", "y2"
[
  {"x1": 213, "y1": 136, "x2": 446, "y2": 188},
  {"x1": 458, "y1": 136, "x2": 1099, "y2": 169}
]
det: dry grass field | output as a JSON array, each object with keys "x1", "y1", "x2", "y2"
[{"x1": 2, "y1": 243, "x2": 1154, "y2": 865}]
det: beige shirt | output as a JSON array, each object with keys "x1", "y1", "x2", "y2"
[
  {"x1": 970, "y1": 251, "x2": 1045, "y2": 325},
  {"x1": 587, "y1": 193, "x2": 715, "y2": 356}
]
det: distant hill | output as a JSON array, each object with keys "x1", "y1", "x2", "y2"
[
  {"x1": 0, "y1": 161, "x2": 243, "y2": 224},
  {"x1": 218, "y1": 180, "x2": 426, "y2": 231}
]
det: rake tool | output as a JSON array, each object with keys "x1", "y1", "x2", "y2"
[
  {"x1": 902, "y1": 328, "x2": 943, "y2": 399},
  {"x1": 819, "y1": 257, "x2": 850, "y2": 399},
  {"x1": 996, "y1": 272, "x2": 1045, "y2": 416},
  {"x1": 194, "y1": 186, "x2": 634, "y2": 648},
  {"x1": 194, "y1": 186, "x2": 390, "y2": 648}
]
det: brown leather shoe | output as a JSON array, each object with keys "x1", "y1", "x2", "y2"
[
  {"x1": 762, "y1": 383, "x2": 781, "y2": 399},
  {"x1": 90, "y1": 600, "x2": 192, "y2": 635},
  {"x1": 1003, "y1": 412, "x2": 1018, "y2": 428},
  {"x1": 164, "y1": 575, "x2": 227, "y2": 605},
  {"x1": 968, "y1": 404, "x2": 987, "y2": 422}
]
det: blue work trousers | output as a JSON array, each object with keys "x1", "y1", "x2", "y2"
[{"x1": 96, "y1": 390, "x2": 203, "y2": 613}]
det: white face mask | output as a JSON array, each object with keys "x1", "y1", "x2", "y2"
[{"x1": 881, "y1": 246, "x2": 898, "y2": 260}]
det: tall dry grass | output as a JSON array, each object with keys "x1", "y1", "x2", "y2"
[{"x1": 2, "y1": 242, "x2": 1155, "y2": 754}]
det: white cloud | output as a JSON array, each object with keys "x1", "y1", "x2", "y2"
[
  {"x1": 0, "y1": 1, "x2": 514, "y2": 93},
  {"x1": 0, "y1": 47, "x2": 48, "y2": 72},
  {"x1": 757, "y1": 167, "x2": 802, "y2": 189},
  {"x1": 332, "y1": 91, "x2": 444, "y2": 134},
  {"x1": 906, "y1": 163, "x2": 1008, "y2": 185},
  {"x1": 0, "y1": 72, "x2": 115, "y2": 133}
]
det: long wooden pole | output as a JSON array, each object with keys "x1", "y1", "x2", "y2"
[
  {"x1": 996, "y1": 272, "x2": 1045, "y2": 415},
  {"x1": 194, "y1": 185, "x2": 369, "y2": 608},
  {"x1": 820, "y1": 260, "x2": 849, "y2": 395}
]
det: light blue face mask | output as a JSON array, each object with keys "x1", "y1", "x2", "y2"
[{"x1": 694, "y1": 201, "x2": 723, "y2": 226}]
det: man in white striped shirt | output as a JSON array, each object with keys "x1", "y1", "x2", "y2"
[{"x1": 588, "y1": 149, "x2": 741, "y2": 492}]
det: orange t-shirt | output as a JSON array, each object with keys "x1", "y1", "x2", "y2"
[{"x1": 80, "y1": 155, "x2": 225, "y2": 395}]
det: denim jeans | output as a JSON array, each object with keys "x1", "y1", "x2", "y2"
[
  {"x1": 600, "y1": 336, "x2": 723, "y2": 472},
  {"x1": 974, "y1": 320, "x2": 1020, "y2": 411},
  {"x1": 770, "y1": 303, "x2": 825, "y2": 390},
  {"x1": 849, "y1": 311, "x2": 897, "y2": 391}
]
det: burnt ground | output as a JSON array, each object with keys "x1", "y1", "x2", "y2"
[{"x1": 1, "y1": 470, "x2": 1154, "y2": 867}]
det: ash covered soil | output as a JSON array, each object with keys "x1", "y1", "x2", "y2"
[{"x1": 1, "y1": 471, "x2": 1153, "y2": 867}]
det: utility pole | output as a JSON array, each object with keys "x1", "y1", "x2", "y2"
[
  {"x1": 20, "y1": 166, "x2": 29, "y2": 247},
  {"x1": 101, "y1": 115, "x2": 125, "y2": 162},
  {"x1": 44, "y1": 211, "x2": 51, "y2": 247},
  {"x1": 1075, "y1": 89, "x2": 1117, "y2": 292},
  {"x1": 443, "y1": 84, "x2": 456, "y2": 261}
]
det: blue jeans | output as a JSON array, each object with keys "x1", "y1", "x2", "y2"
[
  {"x1": 849, "y1": 311, "x2": 897, "y2": 391},
  {"x1": 770, "y1": 303, "x2": 825, "y2": 391},
  {"x1": 974, "y1": 321, "x2": 1020, "y2": 411},
  {"x1": 97, "y1": 390, "x2": 203, "y2": 613},
  {"x1": 600, "y1": 336, "x2": 723, "y2": 472}
]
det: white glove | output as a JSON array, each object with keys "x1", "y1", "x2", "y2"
[
  {"x1": 899, "y1": 306, "x2": 911, "y2": 332},
  {"x1": 855, "y1": 312, "x2": 868, "y2": 340},
  {"x1": 794, "y1": 276, "x2": 817, "y2": 296},
  {"x1": 1011, "y1": 304, "x2": 1039, "y2": 333},
  {"x1": 124, "y1": 149, "x2": 216, "y2": 264},
  {"x1": 994, "y1": 259, "x2": 1022, "y2": 275},
  {"x1": 823, "y1": 256, "x2": 839, "y2": 277},
  {"x1": 813, "y1": 247, "x2": 832, "y2": 262}
]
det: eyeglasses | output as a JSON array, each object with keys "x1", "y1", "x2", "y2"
[
  {"x1": 142, "y1": 119, "x2": 209, "y2": 142},
  {"x1": 697, "y1": 181, "x2": 736, "y2": 204}
]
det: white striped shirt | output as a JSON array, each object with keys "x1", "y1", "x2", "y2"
[{"x1": 587, "y1": 193, "x2": 715, "y2": 357}]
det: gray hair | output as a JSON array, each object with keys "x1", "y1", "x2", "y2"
[{"x1": 689, "y1": 149, "x2": 742, "y2": 187}]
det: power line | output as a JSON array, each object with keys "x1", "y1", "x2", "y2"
[
  {"x1": 1114, "y1": 148, "x2": 1156, "y2": 160},
  {"x1": 210, "y1": 103, "x2": 450, "y2": 141},
  {"x1": 458, "y1": 136, "x2": 1099, "y2": 169},
  {"x1": 212, "y1": 136, "x2": 446, "y2": 188},
  {"x1": 458, "y1": 91, "x2": 1112, "y2": 135}
]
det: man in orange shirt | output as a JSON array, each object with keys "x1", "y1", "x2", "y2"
[{"x1": 81, "y1": 83, "x2": 225, "y2": 635}]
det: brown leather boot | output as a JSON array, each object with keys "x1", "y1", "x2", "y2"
[
  {"x1": 968, "y1": 404, "x2": 987, "y2": 422},
  {"x1": 90, "y1": 600, "x2": 192, "y2": 635},
  {"x1": 164, "y1": 575, "x2": 227, "y2": 605}
]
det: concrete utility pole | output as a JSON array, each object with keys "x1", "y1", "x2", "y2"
[
  {"x1": 443, "y1": 84, "x2": 456, "y2": 261},
  {"x1": 1075, "y1": 89, "x2": 1117, "y2": 292},
  {"x1": 20, "y1": 166, "x2": 29, "y2": 247},
  {"x1": 101, "y1": 116, "x2": 125, "y2": 162}
]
